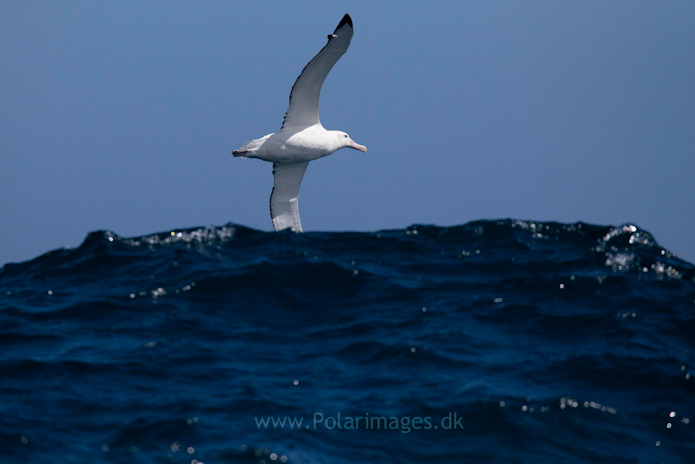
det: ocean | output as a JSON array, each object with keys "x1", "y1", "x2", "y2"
[{"x1": 1, "y1": 219, "x2": 694, "y2": 463}]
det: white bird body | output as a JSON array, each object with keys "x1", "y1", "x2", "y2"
[
  {"x1": 232, "y1": 14, "x2": 366, "y2": 232},
  {"x1": 236, "y1": 124, "x2": 363, "y2": 164}
]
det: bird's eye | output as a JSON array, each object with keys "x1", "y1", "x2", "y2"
[{"x1": 344, "y1": 135, "x2": 348, "y2": 138}]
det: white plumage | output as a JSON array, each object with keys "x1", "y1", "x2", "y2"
[{"x1": 232, "y1": 14, "x2": 367, "y2": 232}]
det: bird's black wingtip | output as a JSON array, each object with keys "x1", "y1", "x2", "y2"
[{"x1": 336, "y1": 14, "x2": 352, "y2": 30}]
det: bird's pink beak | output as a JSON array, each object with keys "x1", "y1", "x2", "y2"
[{"x1": 350, "y1": 141, "x2": 367, "y2": 152}]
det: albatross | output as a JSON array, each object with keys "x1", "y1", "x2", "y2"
[{"x1": 232, "y1": 14, "x2": 367, "y2": 232}]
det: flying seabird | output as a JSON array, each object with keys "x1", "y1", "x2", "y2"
[{"x1": 232, "y1": 14, "x2": 367, "y2": 232}]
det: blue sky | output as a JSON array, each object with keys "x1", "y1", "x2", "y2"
[{"x1": 2, "y1": 1, "x2": 694, "y2": 265}]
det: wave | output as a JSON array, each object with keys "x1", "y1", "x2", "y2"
[{"x1": 1, "y1": 219, "x2": 694, "y2": 463}]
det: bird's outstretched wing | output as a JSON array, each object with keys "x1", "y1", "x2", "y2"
[
  {"x1": 270, "y1": 162, "x2": 310, "y2": 232},
  {"x1": 280, "y1": 14, "x2": 354, "y2": 130}
]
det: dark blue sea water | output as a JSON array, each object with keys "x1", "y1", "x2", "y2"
[{"x1": 1, "y1": 219, "x2": 694, "y2": 464}]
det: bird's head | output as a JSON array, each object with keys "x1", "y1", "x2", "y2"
[{"x1": 337, "y1": 131, "x2": 367, "y2": 153}]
